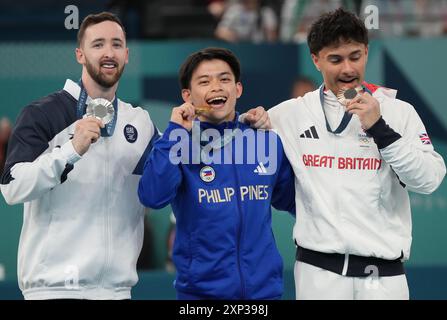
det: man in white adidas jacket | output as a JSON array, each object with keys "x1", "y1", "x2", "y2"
[
  {"x1": 268, "y1": 8, "x2": 446, "y2": 299},
  {"x1": 0, "y1": 13, "x2": 159, "y2": 299}
]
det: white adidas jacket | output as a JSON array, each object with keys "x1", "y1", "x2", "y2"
[
  {"x1": 0, "y1": 80, "x2": 158, "y2": 299},
  {"x1": 268, "y1": 84, "x2": 446, "y2": 261}
]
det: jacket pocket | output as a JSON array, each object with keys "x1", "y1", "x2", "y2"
[
  {"x1": 186, "y1": 231, "x2": 199, "y2": 286},
  {"x1": 175, "y1": 231, "x2": 197, "y2": 289}
]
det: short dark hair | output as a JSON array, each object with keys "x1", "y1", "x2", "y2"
[
  {"x1": 77, "y1": 12, "x2": 126, "y2": 47},
  {"x1": 307, "y1": 8, "x2": 368, "y2": 55},
  {"x1": 179, "y1": 47, "x2": 241, "y2": 90}
]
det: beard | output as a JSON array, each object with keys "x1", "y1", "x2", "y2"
[{"x1": 85, "y1": 58, "x2": 125, "y2": 88}]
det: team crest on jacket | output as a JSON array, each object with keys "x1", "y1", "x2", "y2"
[
  {"x1": 358, "y1": 132, "x2": 372, "y2": 147},
  {"x1": 419, "y1": 133, "x2": 432, "y2": 145},
  {"x1": 200, "y1": 166, "x2": 215, "y2": 182},
  {"x1": 124, "y1": 124, "x2": 138, "y2": 143}
]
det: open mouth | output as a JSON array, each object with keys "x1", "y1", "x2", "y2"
[
  {"x1": 100, "y1": 60, "x2": 118, "y2": 69},
  {"x1": 206, "y1": 96, "x2": 227, "y2": 108},
  {"x1": 338, "y1": 77, "x2": 358, "y2": 85}
]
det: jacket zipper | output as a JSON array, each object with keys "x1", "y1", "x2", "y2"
[
  {"x1": 232, "y1": 145, "x2": 246, "y2": 299},
  {"x1": 99, "y1": 138, "x2": 111, "y2": 290},
  {"x1": 334, "y1": 133, "x2": 350, "y2": 256}
]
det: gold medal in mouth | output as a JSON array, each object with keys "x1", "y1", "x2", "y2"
[
  {"x1": 194, "y1": 105, "x2": 212, "y2": 115},
  {"x1": 337, "y1": 86, "x2": 362, "y2": 106}
]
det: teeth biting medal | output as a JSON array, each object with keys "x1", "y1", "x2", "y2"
[
  {"x1": 337, "y1": 86, "x2": 362, "y2": 106},
  {"x1": 197, "y1": 97, "x2": 227, "y2": 114},
  {"x1": 194, "y1": 105, "x2": 212, "y2": 115}
]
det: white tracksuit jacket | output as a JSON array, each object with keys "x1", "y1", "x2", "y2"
[
  {"x1": 268, "y1": 84, "x2": 446, "y2": 261},
  {"x1": 0, "y1": 80, "x2": 158, "y2": 299}
]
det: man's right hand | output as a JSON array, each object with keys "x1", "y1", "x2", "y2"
[
  {"x1": 71, "y1": 117, "x2": 104, "y2": 156},
  {"x1": 242, "y1": 106, "x2": 272, "y2": 129},
  {"x1": 170, "y1": 103, "x2": 196, "y2": 131}
]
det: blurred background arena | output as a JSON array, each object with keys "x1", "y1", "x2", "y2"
[{"x1": 0, "y1": 0, "x2": 446, "y2": 299}]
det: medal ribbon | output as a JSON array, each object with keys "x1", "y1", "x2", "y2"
[{"x1": 319, "y1": 84, "x2": 372, "y2": 134}]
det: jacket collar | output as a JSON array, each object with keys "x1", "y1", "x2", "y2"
[
  {"x1": 63, "y1": 79, "x2": 117, "y2": 104},
  {"x1": 198, "y1": 111, "x2": 240, "y2": 133}
]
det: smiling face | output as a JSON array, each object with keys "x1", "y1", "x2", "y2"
[
  {"x1": 312, "y1": 40, "x2": 368, "y2": 95},
  {"x1": 76, "y1": 20, "x2": 128, "y2": 88},
  {"x1": 182, "y1": 59, "x2": 243, "y2": 124}
]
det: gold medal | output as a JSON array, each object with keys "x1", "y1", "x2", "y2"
[{"x1": 194, "y1": 105, "x2": 212, "y2": 115}]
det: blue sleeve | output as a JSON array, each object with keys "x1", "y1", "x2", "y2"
[
  {"x1": 138, "y1": 122, "x2": 187, "y2": 209},
  {"x1": 271, "y1": 136, "x2": 296, "y2": 216},
  {"x1": 132, "y1": 122, "x2": 161, "y2": 175}
]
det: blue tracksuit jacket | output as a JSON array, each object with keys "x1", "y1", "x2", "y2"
[{"x1": 138, "y1": 116, "x2": 295, "y2": 299}]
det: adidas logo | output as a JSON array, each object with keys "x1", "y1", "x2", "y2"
[
  {"x1": 299, "y1": 126, "x2": 319, "y2": 139},
  {"x1": 254, "y1": 162, "x2": 268, "y2": 175}
]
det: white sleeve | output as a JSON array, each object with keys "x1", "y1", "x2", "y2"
[
  {"x1": 380, "y1": 103, "x2": 446, "y2": 194},
  {"x1": 1, "y1": 140, "x2": 81, "y2": 205}
]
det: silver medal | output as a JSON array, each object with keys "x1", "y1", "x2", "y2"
[{"x1": 86, "y1": 98, "x2": 114, "y2": 124}]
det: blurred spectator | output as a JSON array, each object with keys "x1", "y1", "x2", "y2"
[
  {"x1": 407, "y1": 0, "x2": 447, "y2": 37},
  {"x1": 1, "y1": 0, "x2": 445, "y2": 41},
  {"x1": 360, "y1": 0, "x2": 447, "y2": 38},
  {"x1": 215, "y1": 0, "x2": 278, "y2": 43},
  {"x1": 280, "y1": 0, "x2": 345, "y2": 42},
  {"x1": 290, "y1": 76, "x2": 317, "y2": 98},
  {"x1": 207, "y1": 0, "x2": 229, "y2": 20},
  {"x1": 0, "y1": 118, "x2": 12, "y2": 175}
]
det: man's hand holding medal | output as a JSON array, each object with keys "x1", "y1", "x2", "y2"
[
  {"x1": 338, "y1": 87, "x2": 381, "y2": 130},
  {"x1": 72, "y1": 98, "x2": 116, "y2": 155}
]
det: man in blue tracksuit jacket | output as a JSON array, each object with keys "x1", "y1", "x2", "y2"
[{"x1": 138, "y1": 47, "x2": 295, "y2": 300}]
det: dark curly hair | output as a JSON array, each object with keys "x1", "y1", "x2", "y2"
[
  {"x1": 179, "y1": 47, "x2": 241, "y2": 90},
  {"x1": 307, "y1": 8, "x2": 368, "y2": 55}
]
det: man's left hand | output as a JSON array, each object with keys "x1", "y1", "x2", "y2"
[
  {"x1": 345, "y1": 92, "x2": 381, "y2": 130},
  {"x1": 241, "y1": 106, "x2": 271, "y2": 129}
]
